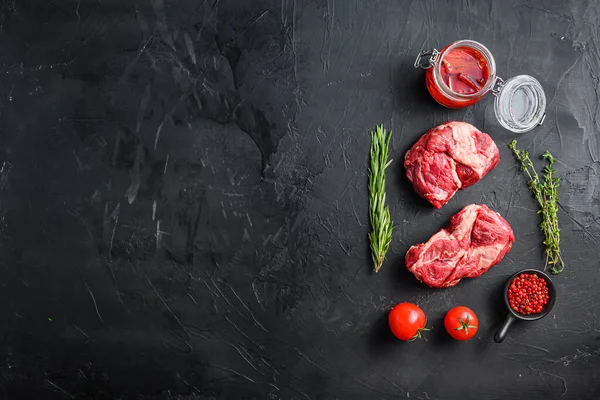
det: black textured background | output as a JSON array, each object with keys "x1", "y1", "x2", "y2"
[{"x1": 1, "y1": 0, "x2": 599, "y2": 399}]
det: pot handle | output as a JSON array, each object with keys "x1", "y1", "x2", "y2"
[{"x1": 494, "y1": 313, "x2": 517, "y2": 343}]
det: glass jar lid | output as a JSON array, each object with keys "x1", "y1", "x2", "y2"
[{"x1": 493, "y1": 75, "x2": 546, "y2": 133}]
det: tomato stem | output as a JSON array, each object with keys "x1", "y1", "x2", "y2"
[
  {"x1": 409, "y1": 326, "x2": 431, "y2": 341},
  {"x1": 453, "y1": 317, "x2": 477, "y2": 336}
]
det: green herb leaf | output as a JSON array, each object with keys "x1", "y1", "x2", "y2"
[
  {"x1": 509, "y1": 141, "x2": 564, "y2": 274},
  {"x1": 369, "y1": 125, "x2": 394, "y2": 272}
]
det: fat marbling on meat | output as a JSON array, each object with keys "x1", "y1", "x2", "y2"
[
  {"x1": 405, "y1": 204, "x2": 514, "y2": 288},
  {"x1": 404, "y1": 121, "x2": 500, "y2": 208}
]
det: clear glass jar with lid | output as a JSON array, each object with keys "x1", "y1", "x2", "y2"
[{"x1": 415, "y1": 40, "x2": 546, "y2": 133}]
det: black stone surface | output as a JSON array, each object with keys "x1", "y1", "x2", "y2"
[{"x1": 1, "y1": 0, "x2": 599, "y2": 399}]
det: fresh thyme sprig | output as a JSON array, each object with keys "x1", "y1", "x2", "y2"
[
  {"x1": 508, "y1": 140, "x2": 564, "y2": 274},
  {"x1": 368, "y1": 125, "x2": 393, "y2": 272}
]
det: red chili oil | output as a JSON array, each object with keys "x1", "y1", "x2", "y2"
[
  {"x1": 425, "y1": 44, "x2": 492, "y2": 108},
  {"x1": 507, "y1": 273, "x2": 550, "y2": 315},
  {"x1": 440, "y1": 47, "x2": 489, "y2": 95}
]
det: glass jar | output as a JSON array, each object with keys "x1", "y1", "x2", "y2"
[{"x1": 415, "y1": 40, "x2": 546, "y2": 133}]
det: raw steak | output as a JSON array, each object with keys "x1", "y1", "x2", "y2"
[
  {"x1": 405, "y1": 204, "x2": 514, "y2": 288},
  {"x1": 404, "y1": 121, "x2": 500, "y2": 208}
]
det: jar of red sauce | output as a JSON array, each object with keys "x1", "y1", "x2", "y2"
[{"x1": 415, "y1": 40, "x2": 546, "y2": 133}]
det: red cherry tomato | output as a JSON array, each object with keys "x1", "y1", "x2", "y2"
[
  {"x1": 444, "y1": 306, "x2": 478, "y2": 341},
  {"x1": 388, "y1": 302, "x2": 428, "y2": 341}
]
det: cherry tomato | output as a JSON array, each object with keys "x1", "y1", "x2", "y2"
[
  {"x1": 444, "y1": 306, "x2": 478, "y2": 341},
  {"x1": 388, "y1": 302, "x2": 428, "y2": 341}
]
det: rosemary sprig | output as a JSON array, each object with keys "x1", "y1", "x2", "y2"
[
  {"x1": 368, "y1": 125, "x2": 393, "y2": 272},
  {"x1": 508, "y1": 140, "x2": 564, "y2": 274}
]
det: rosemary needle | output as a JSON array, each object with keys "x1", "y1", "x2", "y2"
[{"x1": 368, "y1": 125, "x2": 393, "y2": 272}]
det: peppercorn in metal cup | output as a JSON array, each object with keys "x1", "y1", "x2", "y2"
[{"x1": 494, "y1": 268, "x2": 557, "y2": 343}]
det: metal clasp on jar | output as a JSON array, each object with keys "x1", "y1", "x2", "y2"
[
  {"x1": 414, "y1": 49, "x2": 439, "y2": 69},
  {"x1": 491, "y1": 77, "x2": 505, "y2": 96}
]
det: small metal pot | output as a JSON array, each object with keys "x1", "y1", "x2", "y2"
[{"x1": 494, "y1": 268, "x2": 557, "y2": 343}]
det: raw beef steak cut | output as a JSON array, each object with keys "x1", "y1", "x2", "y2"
[
  {"x1": 404, "y1": 121, "x2": 500, "y2": 208},
  {"x1": 405, "y1": 204, "x2": 514, "y2": 288}
]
